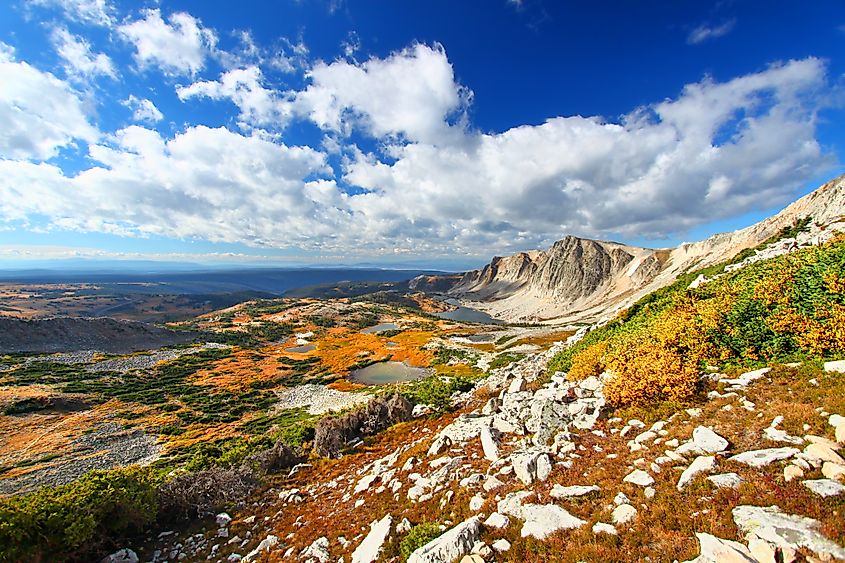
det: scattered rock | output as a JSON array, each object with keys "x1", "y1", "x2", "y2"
[
  {"x1": 100, "y1": 548, "x2": 139, "y2": 563},
  {"x1": 733, "y1": 505, "x2": 845, "y2": 561},
  {"x1": 728, "y1": 447, "x2": 799, "y2": 468},
  {"x1": 804, "y1": 443, "x2": 845, "y2": 466},
  {"x1": 803, "y1": 479, "x2": 845, "y2": 497},
  {"x1": 511, "y1": 451, "x2": 552, "y2": 485},
  {"x1": 550, "y1": 484, "x2": 600, "y2": 499},
  {"x1": 242, "y1": 535, "x2": 279, "y2": 562},
  {"x1": 677, "y1": 456, "x2": 716, "y2": 490},
  {"x1": 484, "y1": 512, "x2": 510, "y2": 529},
  {"x1": 396, "y1": 518, "x2": 412, "y2": 534},
  {"x1": 823, "y1": 360, "x2": 845, "y2": 373},
  {"x1": 351, "y1": 514, "x2": 392, "y2": 563},
  {"x1": 623, "y1": 469, "x2": 654, "y2": 487},
  {"x1": 612, "y1": 504, "x2": 637, "y2": 525},
  {"x1": 469, "y1": 494, "x2": 485, "y2": 512},
  {"x1": 300, "y1": 537, "x2": 331, "y2": 563},
  {"x1": 518, "y1": 504, "x2": 587, "y2": 540},
  {"x1": 692, "y1": 426, "x2": 730, "y2": 453},
  {"x1": 763, "y1": 427, "x2": 804, "y2": 445},
  {"x1": 480, "y1": 426, "x2": 499, "y2": 461},
  {"x1": 721, "y1": 367, "x2": 770, "y2": 387},
  {"x1": 407, "y1": 516, "x2": 481, "y2": 563},
  {"x1": 686, "y1": 532, "x2": 756, "y2": 563},
  {"x1": 592, "y1": 522, "x2": 618, "y2": 535},
  {"x1": 783, "y1": 465, "x2": 804, "y2": 482},
  {"x1": 491, "y1": 539, "x2": 511, "y2": 552},
  {"x1": 822, "y1": 461, "x2": 845, "y2": 481}
]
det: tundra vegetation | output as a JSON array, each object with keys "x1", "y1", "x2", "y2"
[
  {"x1": 550, "y1": 234, "x2": 845, "y2": 406},
  {"x1": 1, "y1": 236, "x2": 843, "y2": 562}
]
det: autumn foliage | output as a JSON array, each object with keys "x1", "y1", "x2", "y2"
[{"x1": 554, "y1": 234, "x2": 845, "y2": 407}]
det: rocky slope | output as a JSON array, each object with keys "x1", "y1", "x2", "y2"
[
  {"x1": 425, "y1": 174, "x2": 845, "y2": 323},
  {"x1": 138, "y1": 344, "x2": 845, "y2": 563}
]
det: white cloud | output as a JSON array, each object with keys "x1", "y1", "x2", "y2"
[
  {"x1": 341, "y1": 31, "x2": 361, "y2": 59},
  {"x1": 0, "y1": 41, "x2": 836, "y2": 258},
  {"x1": 122, "y1": 95, "x2": 164, "y2": 123},
  {"x1": 0, "y1": 54, "x2": 99, "y2": 160},
  {"x1": 340, "y1": 57, "x2": 834, "y2": 250},
  {"x1": 0, "y1": 42, "x2": 14, "y2": 62},
  {"x1": 0, "y1": 245, "x2": 324, "y2": 264},
  {"x1": 688, "y1": 19, "x2": 736, "y2": 44},
  {"x1": 118, "y1": 9, "x2": 217, "y2": 76},
  {"x1": 177, "y1": 66, "x2": 293, "y2": 129},
  {"x1": 295, "y1": 43, "x2": 472, "y2": 144},
  {"x1": 268, "y1": 37, "x2": 309, "y2": 74},
  {"x1": 27, "y1": 0, "x2": 114, "y2": 27},
  {"x1": 0, "y1": 126, "x2": 339, "y2": 248},
  {"x1": 51, "y1": 27, "x2": 116, "y2": 80}
]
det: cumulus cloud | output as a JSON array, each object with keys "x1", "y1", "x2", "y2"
[
  {"x1": 340, "y1": 57, "x2": 834, "y2": 250},
  {"x1": 688, "y1": 19, "x2": 736, "y2": 44},
  {"x1": 27, "y1": 0, "x2": 114, "y2": 27},
  {"x1": 0, "y1": 35, "x2": 836, "y2": 258},
  {"x1": 0, "y1": 53, "x2": 99, "y2": 160},
  {"x1": 122, "y1": 95, "x2": 163, "y2": 123},
  {"x1": 118, "y1": 9, "x2": 217, "y2": 76},
  {"x1": 177, "y1": 66, "x2": 293, "y2": 129},
  {"x1": 0, "y1": 126, "x2": 340, "y2": 247},
  {"x1": 295, "y1": 43, "x2": 472, "y2": 144},
  {"x1": 51, "y1": 27, "x2": 116, "y2": 80}
]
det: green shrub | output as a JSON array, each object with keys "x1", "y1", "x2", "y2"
[
  {"x1": 488, "y1": 352, "x2": 525, "y2": 371},
  {"x1": 399, "y1": 522, "x2": 442, "y2": 560},
  {"x1": 400, "y1": 375, "x2": 474, "y2": 413},
  {"x1": 0, "y1": 467, "x2": 159, "y2": 562}
]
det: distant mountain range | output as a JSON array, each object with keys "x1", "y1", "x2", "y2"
[
  {"x1": 0, "y1": 267, "x2": 443, "y2": 296},
  {"x1": 413, "y1": 174, "x2": 845, "y2": 323}
]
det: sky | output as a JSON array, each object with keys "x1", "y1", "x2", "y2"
[{"x1": 0, "y1": 0, "x2": 843, "y2": 270}]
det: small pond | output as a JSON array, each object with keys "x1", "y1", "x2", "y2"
[
  {"x1": 350, "y1": 361, "x2": 430, "y2": 385},
  {"x1": 465, "y1": 333, "x2": 498, "y2": 343},
  {"x1": 361, "y1": 322, "x2": 400, "y2": 334},
  {"x1": 435, "y1": 306, "x2": 502, "y2": 325},
  {"x1": 386, "y1": 341, "x2": 399, "y2": 348},
  {"x1": 285, "y1": 345, "x2": 316, "y2": 353}
]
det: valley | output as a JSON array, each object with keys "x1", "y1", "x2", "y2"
[{"x1": 0, "y1": 177, "x2": 843, "y2": 563}]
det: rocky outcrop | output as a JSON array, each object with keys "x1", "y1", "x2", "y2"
[{"x1": 425, "y1": 174, "x2": 845, "y2": 323}]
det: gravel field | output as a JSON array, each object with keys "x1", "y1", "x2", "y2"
[
  {"x1": 273, "y1": 384, "x2": 371, "y2": 415},
  {"x1": 0, "y1": 422, "x2": 163, "y2": 495}
]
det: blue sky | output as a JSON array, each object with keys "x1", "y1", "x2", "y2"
[{"x1": 0, "y1": 0, "x2": 843, "y2": 269}]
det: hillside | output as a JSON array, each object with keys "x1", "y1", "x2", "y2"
[
  {"x1": 0, "y1": 317, "x2": 199, "y2": 353},
  {"x1": 427, "y1": 174, "x2": 845, "y2": 323},
  {"x1": 1, "y1": 230, "x2": 843, "y2": 563}
]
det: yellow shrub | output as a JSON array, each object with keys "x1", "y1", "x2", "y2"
[
  {"x1": 567, "y1": 341, "x2": 608, "y2": 381},
  {"x1": 603, "y1": 336, "x2": 699, "y2": 407}
]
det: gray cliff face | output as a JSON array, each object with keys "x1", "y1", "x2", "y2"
[
  {"x1": 528, "y1": 237, "x2": 635, "y2": 304},
  {"x1": 452, "y1": 251, "x2": 542, "y2": 299}
]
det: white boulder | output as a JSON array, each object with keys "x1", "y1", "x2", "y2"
[
  {"x1": 351, "y1": 514, "x2": 393, "y2": 563},
  {"x1": 728, "y1": 448, "x2": 799, "y2": 468},
  {"x1": 733, "y1": 505, "x2": 845, "y2": 560},
  {"x1": 407, "y1": 517, "x2": 481, "y2": 563},
  {"x1": 677, "y1": 456, "x2": 716, "y2": 490}
]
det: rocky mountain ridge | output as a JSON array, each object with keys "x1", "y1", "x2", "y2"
[{"x1": 418, "y1": 174, "x2": 845, "y2": 323}]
